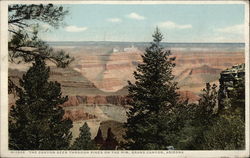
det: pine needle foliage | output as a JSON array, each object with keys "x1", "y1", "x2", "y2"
[
  {"x1": 124, "y1": 28, "x2": 182, "y2": 150},
  {"x1": 9, "y1": 57, "x2": 73, "y2": 150},
  {"x1": 71, "y1": 122, "x2": 96, "y2": 150}
]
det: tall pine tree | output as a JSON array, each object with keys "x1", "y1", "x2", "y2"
[
  {"x1": 176, "y1": 83, "x2": 218, "y2": 149},
  {"x1": 198, "y1": 83, "x2": 218, "y2": 125},
  {"x1": 94, "y1": 127, "x2": 104, "y2": 147},
  {"x1": 9, "y1": 57, "x2": 73, "y2": 150},
  {"x1": 124, "y1": 28, "x2": 181, "y2": 150},
  {"x1": 71, "y1": 122, "x2": 96, "y2": 150}
]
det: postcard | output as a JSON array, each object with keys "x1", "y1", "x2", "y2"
[{"x1": 0, "y1": 0, "x2": 249, "y2": 157}]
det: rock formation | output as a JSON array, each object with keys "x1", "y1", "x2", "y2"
[
  {"x1": 61, "y1": 95, "x2": 130, "y2": 107},
  {"x1": 63, "y1": 109, "x2": 97, "y2": 121},
  {"x1": 219, "y1": 63, "x2": 245, "y2": 100},
  {"x1": 69, "y1": 46, "x2": 244, "y2": 93}
]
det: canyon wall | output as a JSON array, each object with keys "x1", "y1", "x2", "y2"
[
  {"x1": 70, "y1": 48, "x2": 244, "y2": 94},
  {"x1": 61, "y1": 95, "x2": 130, "y2": 107}
]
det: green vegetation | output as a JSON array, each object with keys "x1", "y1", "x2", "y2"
[
  {"x1": 8, "y1": 4, "x2": 74, "y2": 94},
  {"x1": 123, "y1": 28, "x2": 245, "y2": 150},
  {"x1": 202, "y1": 78, "x2": 245, "y2": 150},
  {"x1": 123, "y1": 28, "x2": 186, "y2": 150},
  {"x1": 9, "y1": 57, "x2": 73, "y2": 150},
  {"x1": 174, "y1": 81, "x2": 245, "y2": 150},
  {"x1": 71, "y1": 122, "x2": 97, "y2": 150},
  {"x1": 8, "y1": 4, "x2": 74, "y2": 67},
  {"x1": 202, "y1": 114, "x2": 244, "y2": 149},
  {"x1": 175, "y1": 83, "x2": 218, "y2": 149},
  {"x1": 8, "y1": 4, "x2": 98, "y2": 150}
]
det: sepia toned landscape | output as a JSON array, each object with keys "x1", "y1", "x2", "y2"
[{"x1": 6, "y1": 2, "x2": 246, "y2": 152}]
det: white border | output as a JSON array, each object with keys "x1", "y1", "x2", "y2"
[
  {"x1": 2, "y1": 0, "x2": 248, "y2": 5},
  {"x1": 244, "y1": 0, "x2": 250, "y2": 156},
  {"x1": 1, "y1": 1, "x2": 249, "y2": 158},
  {"x1": 0, "y1": 0, "x2": 9, "y2": 157}
]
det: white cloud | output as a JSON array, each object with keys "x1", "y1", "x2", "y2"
[
  {"x1": 208, "y1": 24, "x2": 245, "y2": 42},
  {"x1": 127, "y1": 12, "x2": 145, "y2": 20},
  {"x1": 65, "y1": 25, "x2": 88, "y2": 32},
  {"x1": 159, "y1": 21, "x2": 192, "y2": 29},
  {"x1": 215, "y1": 24, "x2": 244, "y2": 34},
  {"x1": 107, "y1": 18, "x2": 122, "y2": 23}
]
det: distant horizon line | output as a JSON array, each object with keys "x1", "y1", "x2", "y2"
[{"x1": 46, "y1": 41, "x2": 245, "y2": 44}]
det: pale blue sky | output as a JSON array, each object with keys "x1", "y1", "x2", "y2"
[{"x1": 39, "y1": 4, "x2": 245, "y2": 42}]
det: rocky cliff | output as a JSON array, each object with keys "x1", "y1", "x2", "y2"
[
  {"x1": 61, "y1": 95, "x2": 130, "y2": 107},
  {"x1": 63, "y1": 109, "x2": 97, "y2": 121},
  {"x1": 219, "y1": 63, "x2": 245, "y2": 99},
  {"x1": 175, "y1": 65, "x2": 222, "y2": 92}
]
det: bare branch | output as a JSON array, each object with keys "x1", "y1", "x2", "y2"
[{"x1": 8, "y1": 17, "x2": 26, "y2": 24}]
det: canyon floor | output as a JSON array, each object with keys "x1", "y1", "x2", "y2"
[{"x1": 8, "y1": 42, "x2": 245, "y2": 143}]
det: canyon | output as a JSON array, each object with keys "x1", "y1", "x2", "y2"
[{"x1": 8, "y1": 42, "x2": 245, "y2": 142}]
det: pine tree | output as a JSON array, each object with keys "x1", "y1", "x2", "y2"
[
  {"x1": 197, "y1": 83, "x2": 218, "y2": 125},
  {"x1": 71, "y1": 122, "x2": 96, "y2": 150},
  {"x1": 8, "y1": 4, "x2": 74, "y2": 95},
  {"x1": 94, "y1": 127, "x2": 104, "y2": 146},
  {"x1": 9, "y1": 57, "x2": 73, "y2": 150},
  {"x1": 102, "y1": 128, "x2": 118, "y2": 150},
  {"x1": 124, "y1": 28, "x2": 181, "y2": 150},
  {"x1": 202, "y1": 78, "x2": 245, "y2": 149},
  {"x1": 8, "y1": 4, "x2": 72, "y2": 66},
  {"x1": 178, "y1": 83, "x2": 218, "y2": 149}
]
